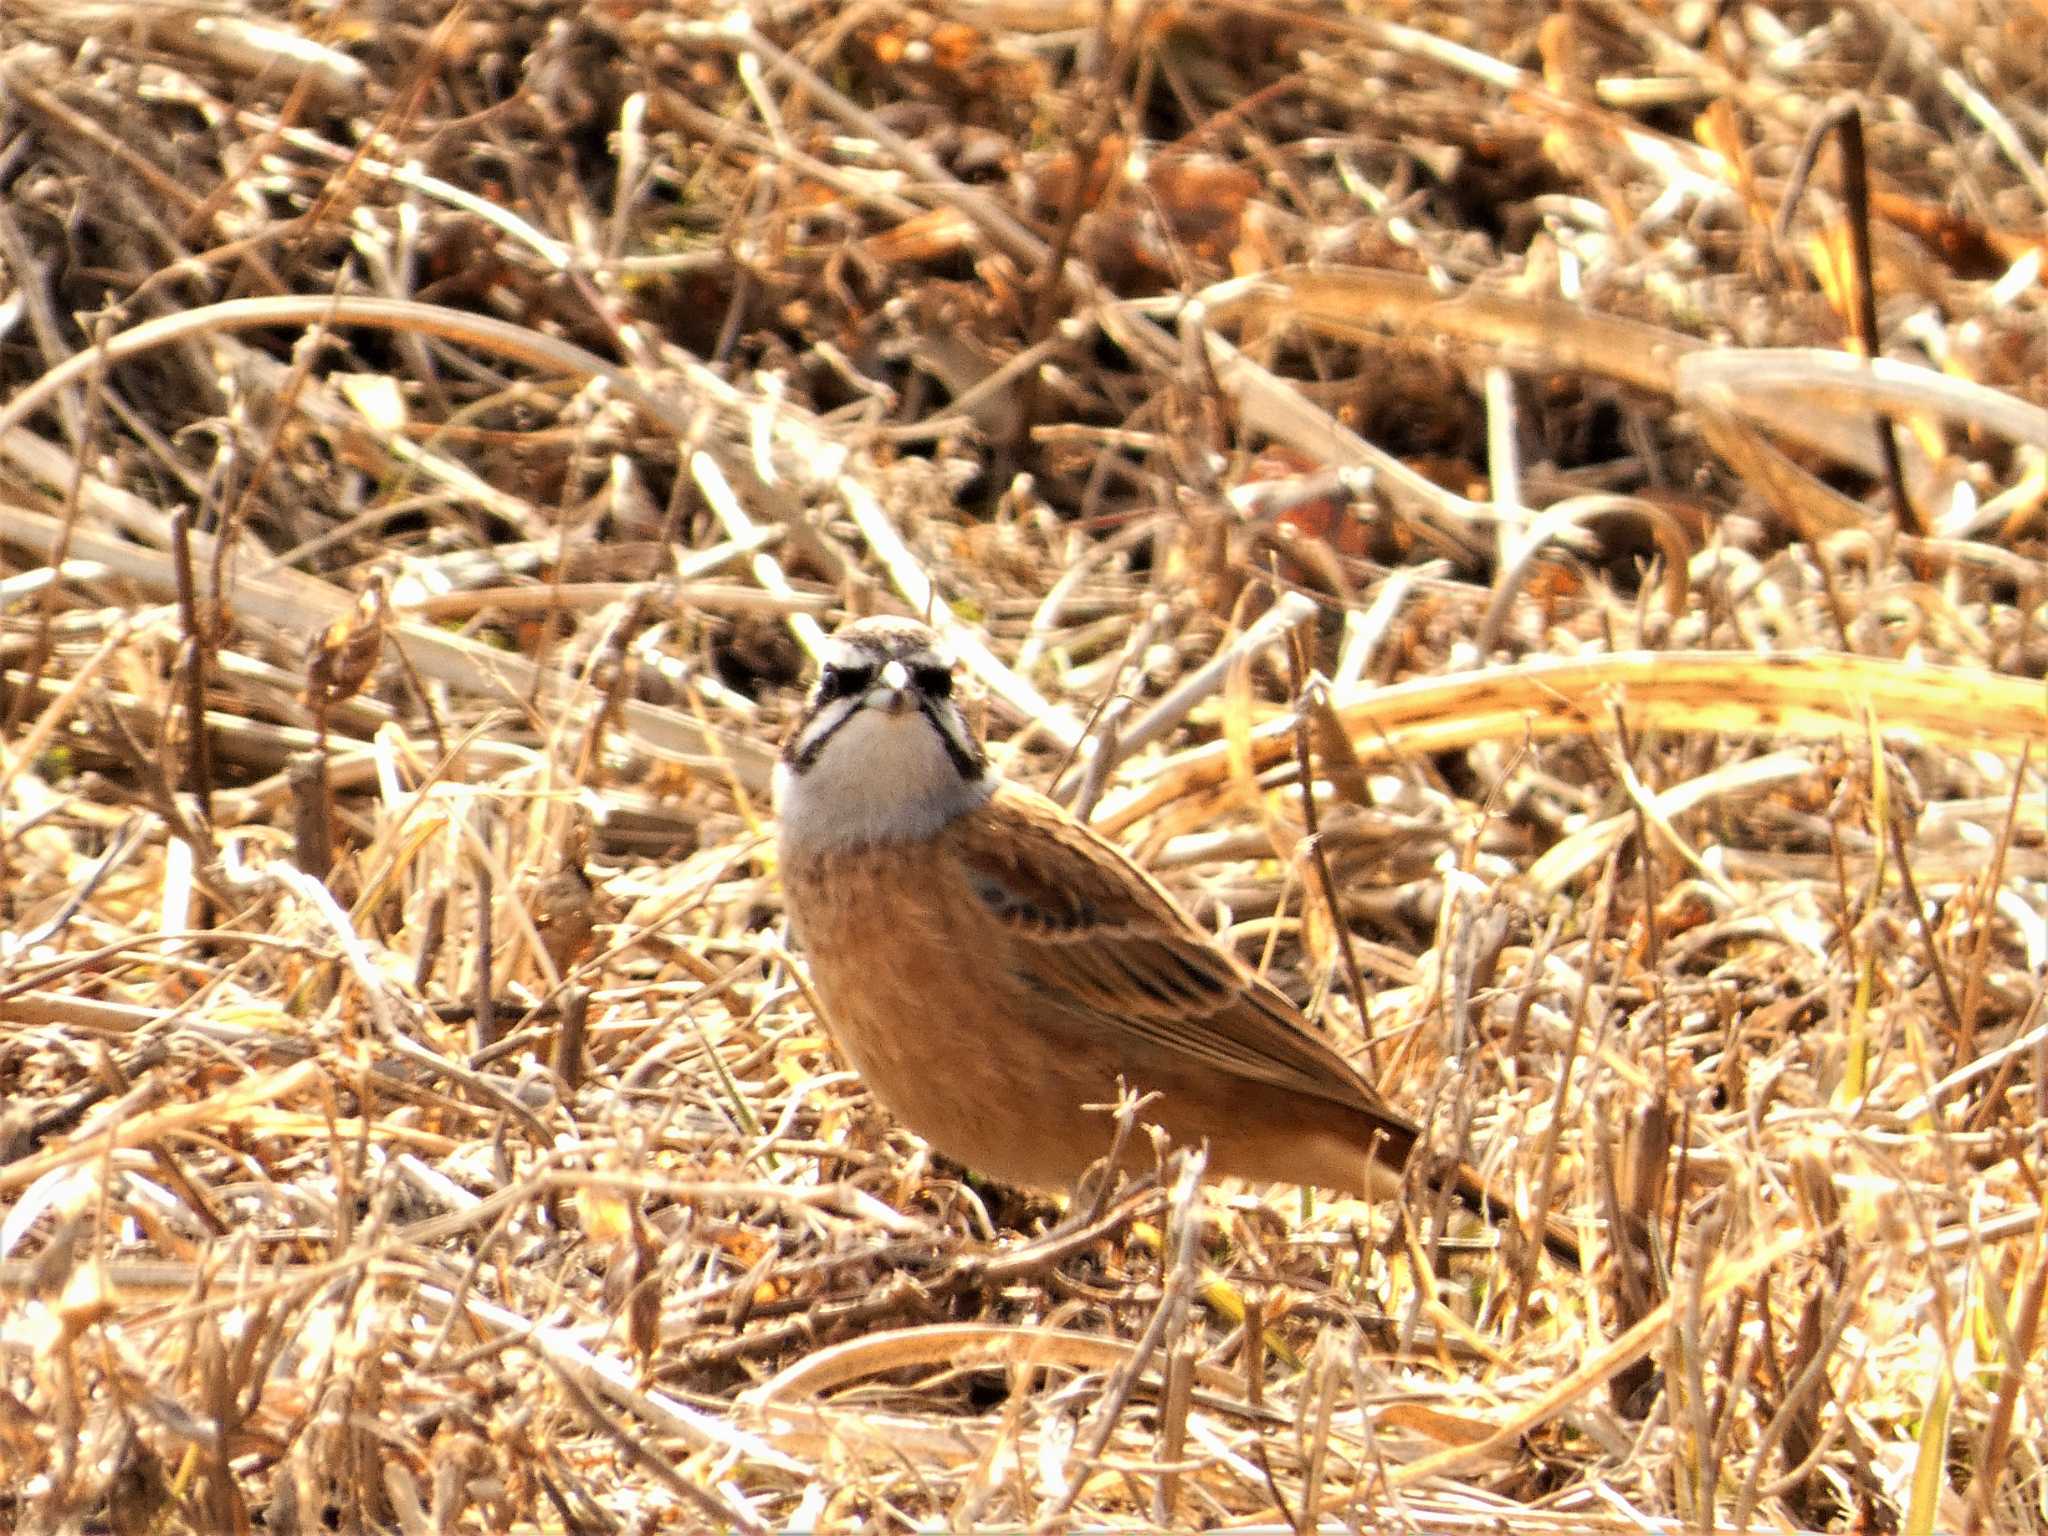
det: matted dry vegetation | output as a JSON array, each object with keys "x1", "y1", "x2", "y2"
[{"x1": 1, "y1": 0, "x2": 2046, "y2": 1531}]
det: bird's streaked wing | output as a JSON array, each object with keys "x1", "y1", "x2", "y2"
[{"x1": 946, "y1": 782, "x2": 1419, "y2": 1134}]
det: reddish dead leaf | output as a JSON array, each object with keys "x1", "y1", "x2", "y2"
[
  {"x1": 862, "y1": 206, "x2": 980, "y2": 266},
  {"x1": 856, "y1": 11, "x2": 1043, "y2": 112},
  {"x1": 1870, "y1": 190, "x2": 2044, "y2": 280},
  {"x1": 1143, "y1": 155, "x2": 1259, "y2": 266},
  {"x1": 1033, "y1": 133, "x2": 1128, "y2": 225}
]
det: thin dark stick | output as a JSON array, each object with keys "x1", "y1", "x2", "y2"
[
  {"x1": 413, "y1": 887, "x2": 447, "y2": 997},
  {"x1": 387, "y1": 632, "x2": 451, "y2": 764},
  {"x1": 170, "y1": 509, "x2": 216, "y2": 830},
  {"x1": 473, "y1": 858, "x2": 498, "y2": 1053},
  {"x1": 4, "y1": 312, "x2": 115, "y2": 738},
  {"x1": 552, "y1": 985, "x2": 590, "y2": 1095},
  {"x1": 1285, "y1": 626, "x2": 1377, "y2": 1077},
  {"x1": 1958, "y1": 741, "x2": 2030, "y2": 1063},
  {"x1": 1775, "y1": 101, "x2": 1919, "y2": 534},
  {"x1": 286, "y1": 751, "x2": 333, "y2": 882},
  {"x1": 1886, "y1": 806, "x2": 1967, "y2": 1052},
  {"x1": 1510, "y1": 849, "x2": 1614, "y2": 1334}
]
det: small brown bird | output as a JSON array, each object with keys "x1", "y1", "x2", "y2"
[{"x1": 776, "y1": 617, "x2": 1577, "y2": 1265}]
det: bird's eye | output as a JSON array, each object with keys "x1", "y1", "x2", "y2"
[
  {"x1": 913, "y1": 665, "x2": 953, "y2": 699},
  {"x1": 819, "y1": 663, "x2": 875, "y2": 701}
]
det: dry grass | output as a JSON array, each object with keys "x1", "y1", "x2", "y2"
[{"x1": 2, "y1": 1, "x2": 2046, "y2": 1531}]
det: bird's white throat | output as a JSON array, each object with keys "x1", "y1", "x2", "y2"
[{"x1": 775, "y1": 703, "x2": 993, "y2": 854}]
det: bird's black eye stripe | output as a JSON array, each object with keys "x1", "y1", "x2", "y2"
[
  {"x1": 913, "y1": 665, "x2": 953, "y2": 699},
  {"x1": 818, "y1": 663, "x2": 875, "y2": 701}
]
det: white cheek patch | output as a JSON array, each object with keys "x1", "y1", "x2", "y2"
[{"x1": 787, "y1": 695, "x2": 860, "y2": 771}]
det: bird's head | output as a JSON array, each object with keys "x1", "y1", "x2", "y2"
[{"x1": 774, "y1": 617, "x2": 991, "y2": 852}]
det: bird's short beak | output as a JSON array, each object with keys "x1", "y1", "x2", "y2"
[{"x1": 875, "y1": 659, "x2": 912, "y2": 712}]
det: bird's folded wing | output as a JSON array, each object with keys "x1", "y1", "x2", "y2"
[{"x1": 947, "y1": 785, "x2": 1418, "y2": 1129}]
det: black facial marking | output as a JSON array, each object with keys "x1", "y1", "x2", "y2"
[
  {"x1": 918, "y1": 694, "x2": 986, "y2": 780},
  {"x1": 913, "y1": 665, "x2": 953, "y2": 699},
  {"x1": 786, "y1": 702, "x2": 852, "y2": 772},
  {"x1": 817, "y1": 663, "x2": 876, "y2": 702}
]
